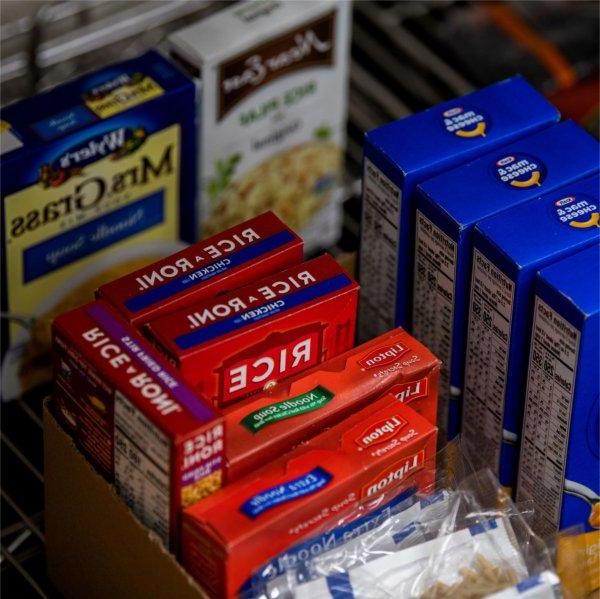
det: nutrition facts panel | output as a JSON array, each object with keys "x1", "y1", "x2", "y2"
[
  {"x1": 412, "y1": 210, "x2": 457, "y2": 429},
  {"x1": 517, "y1": 297, "x2": 580, "y2": 535},
  {"x1": 462, "y1": 249, "x2": 515, "y2": 471},
  {"x1": 114, "y1": 391, "x2": 171, "y2": 547},
  {"x1": 358, "y1": 158, "x2": 401, "y2": 340}
]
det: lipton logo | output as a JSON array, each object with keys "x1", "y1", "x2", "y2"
[
  {"x1": 355, "y1": 415, "x2": 407, "y2": 449},
  {"x1": 362, "y1": 450, "x2": 426, "y2": 499},
  {"x1": 218, "y1": 12, "x2": 335, "y2": 119},
  {"x1": 358, "y1": 343, "x2": 409, "y2": 370},
  {"x1": 390, "y1": 378, "x2": 429, "y2": 405},
  {"x1": 493, "y1": 153, "x2": 546, "y2": 189},
  {"x1": 552, "y1": 193, "x2": 600, "y2": 229},
  {"x1": 443, "y1": 104, "x2": 490, "y2": 138},
  {"x1": 38, "y1": 127, "x2": 146, "y2": 188}
]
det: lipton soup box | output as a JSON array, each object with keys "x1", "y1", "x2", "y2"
[
  {"x1": 168, "y1": 0, "x2": 351, "y2": 252},
  {"x1": 0, "y1": 51, "x2": 196, "y2": 400}
]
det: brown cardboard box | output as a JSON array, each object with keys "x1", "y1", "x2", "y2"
[{"x1": 44, "y1": 401, "x2": 207, "y2": 599}]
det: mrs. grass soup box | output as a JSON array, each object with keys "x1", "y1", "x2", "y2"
[
  {"x1": 0, "y1": 50, "x2": 196, "y2": 400},
  {"x1": 224, "y1": 327, "x2": 440, "y2": 482},
  {"x1": 52, "y1": 301, "x2": 223, "y2": 550},
  {"x1": 358, "y1": 75, "x2": 559, "y2": 339},
  {"x1": 412, "y1": 120, "x2": 599, "y2": 442},
  {"x1": 461, "y1": 174, "x2": 600, "y2": 488},
  {"x1": 182, "y1": 400, "x2": 437, "y2": 598},
  {"x1": 517, "y1": 246, "x2": 599, "y2": 537},
  {"x1": 97, "y1": 211, "x2": 303, "y2": 326},
  {"x1": 168, "y1": 0, "x2": 351, "y2": 251},
  {"x1": 147, "y1": 254, "x2": 359, "y2": 406}
]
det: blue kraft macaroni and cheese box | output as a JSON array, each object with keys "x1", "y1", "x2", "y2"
[
  {"x1": 412, "y1": 120, "x2": 599, "y2": 442},
  {"x1": 462, "y1": 174, "x2": 600, "y2": 489},
  {"x1": 0, "y1": 50, "x2": 197, "y2": 400},
  {"x1": 516, "y1": 245, "x2": 600, "y2": 536},
  {"x1": 358, "y1": 75, "x2": 559, "y2": 340}
]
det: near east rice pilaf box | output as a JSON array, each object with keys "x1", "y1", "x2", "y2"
[
  {"x1": 168, "y1": 0, "x2": 351, "y2": 251},
  {"x1": 1, "y1": 50, "x2": 196, "y2": 400}
]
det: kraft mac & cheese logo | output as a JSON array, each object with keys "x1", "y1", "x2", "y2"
[
  {"x1": 358, "y1": 342, "x2": 409, "y2": 370},
  {"x1": 355, "y1": 415, "x2": 407, "y2": 449},
  {"x1": 442, "y1": 105, "x2": 489, "y2": 138},
  {"x1": 493, "y1": 153, "x2": 547, "y2": 189},
  {"x1": 38, "y1": 127, "x2": 147, "y2": 188},
  {"x1": 361, "y1": 450, "x2": 425, "y2": 498},
  {"x1": 552, "y1": 194, "x2": 600, "y2": 229}
]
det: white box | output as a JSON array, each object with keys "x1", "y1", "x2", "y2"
[{"x1": 169, "y1": 0, "x2": 351, "y2": 251}]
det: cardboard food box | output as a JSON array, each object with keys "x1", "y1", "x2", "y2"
[
  {"x1": 358, "y1": 75, "x2": 559, "y2": 339},
  {"x1": 97, "y1": 211, "x2": 303, "y2": 326},
  {"x1": 516, "y1": 246, "x2": 599, "y2": 537},
  {"x1": 168, "y1": 0, "x2": 351, "y2": 251},
  {"x1": 52, "y1": 300, "x2": 223, "y2": 550},
  {"x1": 1, "y1": 50, "x2": 196, "y2": 400},
  {"x1": 182, "y1": 399, "x2": 437, "y2": 597},
  {"x1": 411, "y1": 120, "x2": 599, "y2": 442},
  {"x1": 462, "y1": 174, "x2": 600, "y2": 488},
  {"x1": 147, "y1": 254, "x2": 359, "y2": 407},
  {"x1": 44, "y1": 401, "x2": 208, "y2": 599},
  {"x1": 224, "y1": 326, "x2": 440, "y2": 481}
]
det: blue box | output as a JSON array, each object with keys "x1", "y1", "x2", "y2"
[
  {"x1": 0, "y1": 50, "x2": 197, "y2": 400},
  {"x1": 358, "y1": 75, "x2": 559, "y2": 340},
  {"x1": 462, "y1": 174, "x2": 600, "y2": 489},
  {"x1": 412, "y1": 120, "x2": 599, "y2": 442},
  {"x1": 516, "y1": 246, "x2": 599, "y2": 535}
]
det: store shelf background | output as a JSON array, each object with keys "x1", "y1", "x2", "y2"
[{"x1": 0, "y1": 1, "x2": 597, "y2": 596}]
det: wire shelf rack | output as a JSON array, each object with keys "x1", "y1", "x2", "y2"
[{"x1": 0, "y1": 1, "x2": 597, "y2": 596}]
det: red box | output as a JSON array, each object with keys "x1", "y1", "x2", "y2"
[
  {"x1": 224, "y1": 327, "x2": 440, "y2": 482},
  {"x1": 97, "y1": 211, "x2": 303, "y2": 326},
  {"x1": 52, "y1": 300, "x2": 224, "y2": 551},
  {"x1": 181, "y1": 400, "x2": 437, "y2": 597},
  {"x1": 147, "y1": 254, "x2": 359, "y2": 407}
]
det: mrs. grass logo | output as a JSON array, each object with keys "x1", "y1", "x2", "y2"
[
  {"x1": 38, "y1": 127, "x2": 147, "y2": 188},
  {"x1": 442, "y1": 105, "x2": 490, "y2": 138},
  {"x1": 552, "y1": 194, "x2": 600, "y2": 229},
  {"x1": 493, "y1": 153, "x2": 547, "y2": 189}
]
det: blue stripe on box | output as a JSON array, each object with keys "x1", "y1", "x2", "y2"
[
  {"x1": 23, "y1": 190, "x2": 164, "y2": 283},
  {"x1": 326, "y1": 572, "x2": 354, "y2": 598},
  {"x1": 125, "y1": 229, "x2": 296, "y2": 312},
  {"x1": 175, "y1": 273, "x2": 353, "y2": 349}
]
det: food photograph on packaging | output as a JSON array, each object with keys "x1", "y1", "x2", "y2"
[{"x1": 0, "y1": 1, "x2": 598, "y2": 598}]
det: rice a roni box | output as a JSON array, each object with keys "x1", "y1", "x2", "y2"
[
  {"x1": 52, "y1": 300, "x2": 223, "y2": 551},
  {"x1": 517, "y1": 246, "x2": 599, "y2": 537},
  {"x1": 168, "y1": 0, "x2": 351, "y2": 251},
  {"x1": 224, "y1": 327, "x2": 440, "y2": 481},
  {"x1": 0, "y1": 50, "x2": 196, "y2": 400},
  {"x1": 146, "y1": 254, "x2": 359, "y2": 406},
  {"x1": 97, "y1": 211, "x2": 303, "y2": 326},
  {"x1": 181, "y1": 399, "x2": 437, "y2": 597}
]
